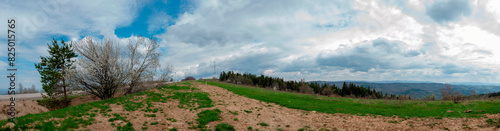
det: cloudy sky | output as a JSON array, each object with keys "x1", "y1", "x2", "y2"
[{"x1": 2, "y1": 0, "x2": 500, "y2": 90}]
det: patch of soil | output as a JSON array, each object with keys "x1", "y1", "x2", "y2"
[
  {"x1": 0, "y1": 100, "x2": 49, "y2": 120},
  {"x1": 0, "y1": 91, "x2": 128, "y2": 121}
]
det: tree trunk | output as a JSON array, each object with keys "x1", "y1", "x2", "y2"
[
  {"x1": 125, "y1": 81, "x2": 135, "y2": 95},
  {"x1": 62, "y1": 58, "x2": 68, "y2": 102}
]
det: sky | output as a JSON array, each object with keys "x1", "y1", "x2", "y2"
[{"x1": 2, "y1": 0, "x2": 500, "y2": 91}]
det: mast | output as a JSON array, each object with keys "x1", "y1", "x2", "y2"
[{"x1": 214, "y1": 61, "x2": 216, "y2": 78}]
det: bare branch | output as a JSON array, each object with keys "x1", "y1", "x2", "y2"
[{"x1": 72, "y1": 37, "x2": 128, "y2": 100}]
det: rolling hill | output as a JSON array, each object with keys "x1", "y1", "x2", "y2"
[{"x1": 310, "y1": 81, "x2": 500, "y2": 98}]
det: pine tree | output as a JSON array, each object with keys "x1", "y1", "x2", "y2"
[
  {"x1": 35, "y1": 38, "x2": 78, "y2": 102},
  {"x1": 219, "y1": 71, "x2": 224, "y2": 81}
]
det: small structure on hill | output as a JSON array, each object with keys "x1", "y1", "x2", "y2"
[{"x1": 181, "y1": 76, "x2": 196, "y2": 81}]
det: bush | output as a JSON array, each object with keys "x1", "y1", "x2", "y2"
[
  {"x1": 215, "y1": 123, "x2": 235, "y2": 131},
  {"x1": 234, "y1": 76, "x2": 253, "y2": 85},
  {"x1": 37, "y1": 97, "x2": 70, "y2": 111},
  {"x1": 299, "y1": 84, "x2": 314, "y2": 94},
  {"x1": 440, "y1": 85, "x2": 464, "y2": 103},
  {"x1": 421, "y1": 94, "x2": 437, "y2": 101}
]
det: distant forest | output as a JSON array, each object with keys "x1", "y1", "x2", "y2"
[
  {"x1": 219, "y1": 71, "x2": 500, "y2": 101},
  {"x1": 219, "y1": 71, "x2": 406, "y2": 99}
]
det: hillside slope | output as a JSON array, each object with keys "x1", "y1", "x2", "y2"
[{"x1": 1, "y1": 81, "x2": 499, "y2": 130}]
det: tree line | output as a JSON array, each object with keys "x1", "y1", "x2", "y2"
[
  {"x1": 35, "y1": 37, "x2": 173, "y2": 110},
  {"x1": 16, "y1": 83, "x2": 39, "y2": 94},
  {"x1": 219, "y1": 71, "x2": 500, "y2": 101},
  {"x1": 219, "y1": 71, "x2": 387, "y2": 99}
]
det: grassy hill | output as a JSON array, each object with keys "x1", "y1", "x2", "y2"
[
  {"x1": 0, "y1": 82, "x2": 219, "y2": 130},
  {"x1": 311, "y1": 81, "x2": 500, "y2": 98},
  {"x1": 205, "y1": 80, "x2": 500, "y2": 118}
]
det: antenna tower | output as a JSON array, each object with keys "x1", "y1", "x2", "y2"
[{"x1": 214, "y1": 61, "x2": 216, "y2": 78}]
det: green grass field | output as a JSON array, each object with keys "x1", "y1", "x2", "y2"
[{"x1": 203, "y1": 80, "x2": 500, "y2": 118}]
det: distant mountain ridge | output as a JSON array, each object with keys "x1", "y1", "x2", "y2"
[{"x1": 309, "y1": 81, "x2": 500, "y2": 98}]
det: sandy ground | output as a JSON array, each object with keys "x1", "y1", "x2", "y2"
[
  {"x1": 2, "y1": 82, "x2": 499, "y2": 130},
  {"x1": 0, "y1": 91, "x2": 88, "y2": 121},
  {"x1": 0, "y1": 100, "x2": 49, "y2": 120}
]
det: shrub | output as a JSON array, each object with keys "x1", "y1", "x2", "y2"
[
  {"x1": 299, "y1": 84, "x2": 314, "y2": 94},
  {"x1": 37, "y1": 97, "x2": 71, "y2": 111},
  {"x1": 421, "y1": 94, "x2": 437, "y2": 101},
  {"x1": 440, "y1": 85, "x2": 464, "y2": 103}
]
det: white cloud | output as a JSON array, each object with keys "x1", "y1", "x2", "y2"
[
  {"x1": 147, "y1": 11, "x2": 172, "y2": 33},
  {"x1": 0, "y1": 0, "x2": 148, "y2": 92},
  {"x1": 1, "y1": 0, "x2": 499, "y2": 83},
  {"x1": 154, "y1": 0, "x2": 500, "y2": 83},
  {"x1": 0, "y1": 0, "x2": 140, "y2": 40}
]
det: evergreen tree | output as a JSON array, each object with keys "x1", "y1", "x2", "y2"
[
  {"x1": 35, "y1": 38, "x2": 78, "y2": 102},
  {"x1": 219, "y1": 71, "x2": 224, "y2": 81}
]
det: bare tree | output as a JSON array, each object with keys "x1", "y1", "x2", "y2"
[
  {"x1": 30, "y1": 84, "x2": 38, "y2": 93},
  {"x1": 299, "y1": 79, "x2": 314, "y2": 94},
  {"x1": 469, "y1": 89, "x2": 476, "y2": 96},
  {"x1": 440, "y1": 84, "x2": 463, "y2": 103},
  {"x1": 72, "y1": 37, "x2": 128, "y2": 100},
  {"x1": 125, "y1": 37, "x2": 171, "y2": 94},
  {"x1": 17, "y1": 84, "x2": 39, "y2": 94},
  {"x1": 18, "y1": 83, "x2": 24, "y2": 94},
  {"x1": 155, "y1": 65, "x2": 174, "y2": 87}
]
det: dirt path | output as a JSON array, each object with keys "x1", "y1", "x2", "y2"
[{"x1": 194, "y1": 82, "x2": 500, "y2": 131}]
